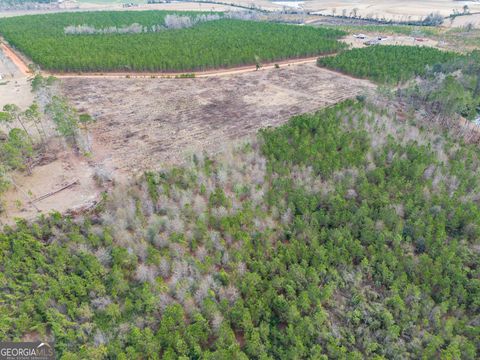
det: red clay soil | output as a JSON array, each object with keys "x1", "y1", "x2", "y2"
[{"x1": 1, "y1": 42, "x2": 30, "y2": 75}]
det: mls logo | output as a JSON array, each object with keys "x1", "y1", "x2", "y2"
[{"x1": 0, "y1": 342, "x2": 55, "y2": 360}]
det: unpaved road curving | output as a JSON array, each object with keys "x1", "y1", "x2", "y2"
[
  {"x1": 53, "y1": 57, "x2": 321, "y2": 79},
  {"x1": 0, "y1": 39, "x2": 323, "y2": 79},
  {"x1": 0, "y1": 42, "x2": 30, "y2": 75},
  {"x1": 62, "y1": 63, "x2": 375, "y2": 179}
]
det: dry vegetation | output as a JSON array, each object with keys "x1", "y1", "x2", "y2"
[
  {"x1": 61, "y1": 63, "x2": 374, "y2": 177},
  {"x1": 2, "y1": 98, "x2": 479, "y2": 358},
  {"x1": 0, "y1": 4, "x2": 479, "y2": 358}
]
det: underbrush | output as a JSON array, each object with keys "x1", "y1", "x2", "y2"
[{"x1": 1, "y1": 100, "x2": 479, "y2": 359}]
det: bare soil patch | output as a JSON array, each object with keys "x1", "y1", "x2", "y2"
[
  {"x1": 342, "y1": 33, "x2": 443, "y2": 49},
  {"x1": 0, "y1": 141, "x2": 101, "y2": 224},
  {"x1": 61, "y1": 63, "x2": 374, "y2": 179}
]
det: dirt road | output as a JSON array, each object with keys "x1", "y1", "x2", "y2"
[
  {"x1": 0, "y1": 43, "x2": 30, "y2": 75},
  {"x1": 0, "y1": 40, "x2": 322, "y2": 79},
  {"x1": 53, "y1": 57, "x2": 321, "y2": 79},
  {"x1": 62, "y1": 63, "x2": 375, "y2": 178}
]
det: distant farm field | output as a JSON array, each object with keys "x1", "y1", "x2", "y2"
[
  {"x1": 0, "y1": 11, "x2": 346, "y2": 72},
  {"x1": 317, "y1": 45, "x2": 460, "y2": 84}
]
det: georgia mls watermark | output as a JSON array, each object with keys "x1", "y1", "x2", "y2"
[{"x1": 0, "y1": 342, "x2": 55, "y2": 360}]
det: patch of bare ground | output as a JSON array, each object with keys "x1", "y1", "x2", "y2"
[
  {"x1": 61, "y1": 63, "x2": 374, "y2": 178},
  {"x1": 341, "y1": 33, "x2": 443, "y2": 49},
  {"x1": 0, "y1": 139, "x2": 102, "y2": 225},
  {"x1": 0, "y1": 44, "x2": 33, "y2": 110}
]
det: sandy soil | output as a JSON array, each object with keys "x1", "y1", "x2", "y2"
[
  {"x1": 0, "y1": 141, "x2": 101, "y2": 224},
  {"x1": 61, "y1": 63, "x2": 374, "y2": 179},
  {"x1": 0, "y1": 44, "x2": 33, "y2": 110}
]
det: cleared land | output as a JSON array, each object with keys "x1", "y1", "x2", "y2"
[
  {"x1": 343, "y1": 34, "x2": 442, "y2": 49},
  {"x1": 0, "y1": 11, "x2": 346, "y2": 72},
  {"x1": 0, "y1": 142, "x2": 100, "y2": 223},
  {"x1": 61, "y1": 63, "x2": 374, "y2": 178}
]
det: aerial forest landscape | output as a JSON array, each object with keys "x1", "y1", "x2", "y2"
[{"x1": 0, "y1": 0, "x2": 479, "y2": 359}]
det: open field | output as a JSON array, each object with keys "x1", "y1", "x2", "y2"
[
  {"x1": 2, "y1": 0, "x2": 480, "y2": 27},
  {"x1": 0, "y1": 11, "x2": 346, "y2": 72},
  {"x1": 61, "y1": 63, "x2": 374, "y2": 177},
  {"x1": 303, "y1": 0, "x2": 480, "y2": 21},
  {"x1": 0, "y1": 3, "x2": 239, "y2": 18}
]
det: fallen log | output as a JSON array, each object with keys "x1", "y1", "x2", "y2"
[{"x1": 32, "y1": 179, "x2": 79, "y2": 203}]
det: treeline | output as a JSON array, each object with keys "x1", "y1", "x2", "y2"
[
  {"x1": 1, "y1": 100, "x2": 478, "y2": 358},
  {"x1": 0, "y1": 11, "x2": 346, "y2": 72},
  {"x1": 317, "y1": 45, "x2": 460, "y2": 84},
  {"x1": 400, "y1": 50, "x2": 480, "y2": 121},
  {"x1": 63, "y1": 13, "x2": 259, "y2": 35}
]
